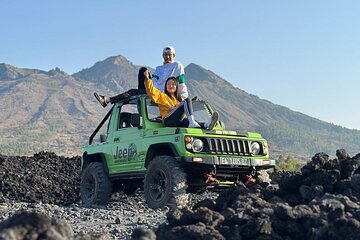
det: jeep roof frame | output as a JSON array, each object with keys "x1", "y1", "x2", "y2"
[{"x1": 89, "y1": 94, "x2": 147, "y2": 144}]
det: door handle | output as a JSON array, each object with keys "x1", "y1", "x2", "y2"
[{"x1": 114, "y1": 137, "x2": 119, "y2": 142}]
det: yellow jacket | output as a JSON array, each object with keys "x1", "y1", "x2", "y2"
[{"x1": 145, "y1": 79, "x2": 181, "y2": 122}]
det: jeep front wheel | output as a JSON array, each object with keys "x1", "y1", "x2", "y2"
[
  {"x1": 144, "y1": 156, "x2": 188, "y2": 209},
  {"x1": 80, "y1": 162, "x2": 112, "y2": 206}
]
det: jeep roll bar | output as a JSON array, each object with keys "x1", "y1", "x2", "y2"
[{"x1": 89, "y1": 106, "x2": 114, "y2": 145}]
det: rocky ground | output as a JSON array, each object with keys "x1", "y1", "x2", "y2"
[
  {"x1": 1, "y1": 150, "x2": 360, "y2": 239},
  {"x1": 0, "y1": 151, "x2": 216, "y2": 239}
]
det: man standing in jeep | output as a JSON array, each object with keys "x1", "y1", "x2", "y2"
[
  {"x1": 94, "y1": 46, "x2": 188, "y2": 107},
  {"x1": 152, "y1": 46, "x2": 188, "y2": 99}
]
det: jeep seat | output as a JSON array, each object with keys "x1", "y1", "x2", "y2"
[
  {"x1": 119, "y1": 112, "x2": 132, "y2": 128},
  {"x1": 130, "y1": 113, "x2": 141, "y2": 127}
]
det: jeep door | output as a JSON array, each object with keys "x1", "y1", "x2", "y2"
[{"x1": 108, "y1": 103, "x2": 145, "y2": 173}]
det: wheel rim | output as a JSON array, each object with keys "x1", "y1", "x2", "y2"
[
  {"x1": 83, "y1": 173, "x2": 96, "y2": 201},
  {"x1": 149, "y1": 168, "x2": 167, "y2": 202}
]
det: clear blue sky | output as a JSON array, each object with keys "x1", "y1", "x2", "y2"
[{"x1": 1, "y1": 1, "x2": 360, "y2": 130}]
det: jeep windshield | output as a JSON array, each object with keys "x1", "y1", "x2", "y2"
[{"x1": 145, "y1": 97, "x2": 213, "y2": 124}]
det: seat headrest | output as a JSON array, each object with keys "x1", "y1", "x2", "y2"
[
  {"x1": 131, "y1": 113, "x2": 141, "y2": 127},
  {"x1": 120, "y1": 112, "x2": 132, "y2": 128}
]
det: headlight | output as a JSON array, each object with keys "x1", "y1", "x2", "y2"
[
  {"x1": 192, "y1": 139, "x2": 204, "y2": 152},
  {"x1": 250, "y1": 141, "x2": 261, "y2": 155},
  {"x1": 185, "y1": 136, "x2": 204, "y2": 153}
]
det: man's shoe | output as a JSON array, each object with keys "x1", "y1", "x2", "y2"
[
  {"x1": 205, "y1": 112, "x2": 219, "y2": 130},
  {"x1": 94, "y1": 92, "x2": 108, "y2": 108}
]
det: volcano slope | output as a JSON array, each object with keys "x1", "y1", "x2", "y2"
[{"x1": 1, "y1": 149, "x2": 360, "y2": 239}]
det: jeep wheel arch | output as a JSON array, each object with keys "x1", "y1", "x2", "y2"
[
  {"x1": 145, "y1": 144, "x2": 178, "y2": 168},
  {"x1": 144, "y1": 155, "x2": 189, "y2": 209},
  {"x1": 82, "y1": 152, "x2": 109, "y2": 174}
]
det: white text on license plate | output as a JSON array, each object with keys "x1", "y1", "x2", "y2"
[{"x1": 219, "y1": 157, "x2": 251, "y2": 165}]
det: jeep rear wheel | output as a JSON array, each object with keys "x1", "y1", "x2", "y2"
[
  {"x1": 144, "y1": 156, "x2": 188, "y2": 209},
  {"x1": 80, "y1": 162, "x2": 112, "y2": 206}
]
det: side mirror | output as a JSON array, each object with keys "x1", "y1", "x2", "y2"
[{"x1": 100, "y1": 134, "x2": 107, "y2": 143}]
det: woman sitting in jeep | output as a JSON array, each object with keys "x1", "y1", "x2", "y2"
[{"x1": 144, "y1": 69, "x2": 218, "y2": 130}]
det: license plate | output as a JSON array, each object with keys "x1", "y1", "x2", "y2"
[{"x1": 219, "y1": 157, "x2": 251, "y2": 166}]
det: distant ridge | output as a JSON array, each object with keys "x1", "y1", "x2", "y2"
[
  {"x1": 0, "y1": 63, "x2": 43, "y2": 81},
  {"x1": 185, "y1": 63, "x2": 218, "y2": 81}
]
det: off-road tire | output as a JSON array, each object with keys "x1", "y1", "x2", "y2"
[
  {"x1": 80, "y1": 162, "x2": 112, "y2": 206},
  {"x1": 144, "y1": 155, "x2": 188, "y2": 209}
]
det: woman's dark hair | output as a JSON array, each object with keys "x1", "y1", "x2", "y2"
[
  {"x1": 164, "y1": 77, "x2": 182, "y2": 101},
  {"x1": 137, "y1": 67, "x2": 147, "y2": 90}
]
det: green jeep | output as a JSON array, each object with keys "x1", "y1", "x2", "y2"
[{"x1": 80, "y1": 95, "x2": 275, "y2": 209}]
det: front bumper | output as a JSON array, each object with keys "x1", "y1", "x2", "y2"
[{"x1": 181, "y1": 156, "x2": 276, "y2": 168}]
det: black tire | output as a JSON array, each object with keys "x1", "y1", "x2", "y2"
[
  {"x1": 144, "y1": 156, "x2": 188, "y2": 209},
  {"x1": 80, "y1": 162, "x2": 112, "y2": 206}
]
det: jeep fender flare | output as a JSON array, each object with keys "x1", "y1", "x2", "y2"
[
  {"x1": 145, "y1": 143, "x2": 179, "y2": 168},
  {"x1": 82, "y1": 152, "x2": 109, "y2": 176}
]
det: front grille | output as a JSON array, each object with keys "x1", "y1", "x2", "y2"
[{"x1": 207, "y1": 138, "x2": 251, "y2": 156}]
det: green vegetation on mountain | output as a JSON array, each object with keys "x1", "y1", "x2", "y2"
[{"x1": 276, "y1": 155, "x2": 304, "y2": 172}]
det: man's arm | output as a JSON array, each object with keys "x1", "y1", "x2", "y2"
[
  {"x1": 178, "y1": 83, "x2": 188, "y2": 99},
  {"x1": 176, "y1": 63, "x2": 188, "y2": 98}
]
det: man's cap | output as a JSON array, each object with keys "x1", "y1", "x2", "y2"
[{"x1": 163, "y1": 46, "x2": 175, "y2": 55}]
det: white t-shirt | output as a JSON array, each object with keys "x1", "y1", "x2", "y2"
[{"x1": 152, "y1": 61, "x2": 188, "y2": 98}]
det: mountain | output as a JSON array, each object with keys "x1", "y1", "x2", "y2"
[
  {"x1": 0, "y1": 63, "x2": 43, "y2": 81},
  {"x1": 185, "y1": 63, "x2": 360, "y2": 159},
  {"x1": 73, "y1": 55, "x2": 154, "y2": 91},
  {"x1": 0, "y1": 56, "x2": 359, "y2": 159},
  {"x1": 0, "y1": 66, "x2": 106, "y2": 155}
]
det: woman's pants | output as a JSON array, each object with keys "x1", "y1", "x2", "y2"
[{"x1": 164, "y1": 98, "x2": 193, "y2": 127}]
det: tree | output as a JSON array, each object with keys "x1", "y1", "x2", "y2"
[{"x1": 277, "y1": 155, "x2": 303, "y2": 172}]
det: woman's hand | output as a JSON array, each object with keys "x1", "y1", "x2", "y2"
[{"x1": 144, "y1": 70, "x2": 151, "y2": 81}]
